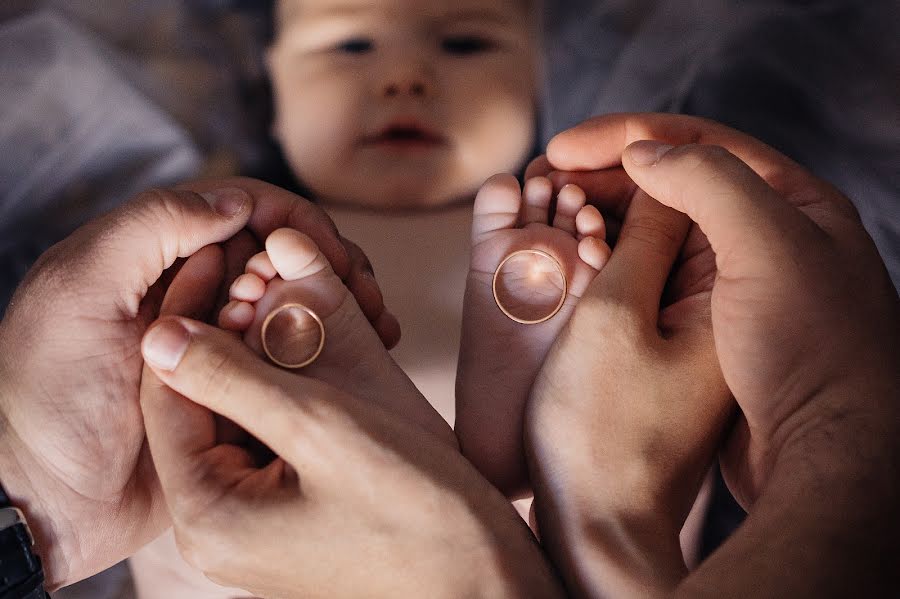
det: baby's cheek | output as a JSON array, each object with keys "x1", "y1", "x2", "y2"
[
  {"x1": 279, "y1": 102, "x2": 361, "y2": 185},
  {"x1": 450, "y1": 65, "x2": 535, "y2": 169},
  {"x1": 461, "y1": 96, "x2": 535, "y2": 174}
]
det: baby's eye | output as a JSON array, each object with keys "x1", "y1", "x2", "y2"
[
  {"x1": 334, "y1": 38, "x2": 374, "y2": 54},
  {"x1": 441, "y1": 35, "x2": 497, "y2": 56}
]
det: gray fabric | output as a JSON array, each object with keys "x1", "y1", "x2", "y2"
[
  {"x1": 52, "y1": 562, "x2": 134, "y2": 599},
  {"x1": 542, "y1": 0, "x2": 900, "y2": 288},
  {"x1": 0, "y1": 9, "x2": 202, "y2": 314}
]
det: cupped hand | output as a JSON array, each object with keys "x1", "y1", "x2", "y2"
[
  {"x1": 524, "y1": 160, "x2": 732, "y2": 598},
  {"x1": 138, "y1": 313, "x2": 563, "y2": 599},
  {"x1": 0, "y1": 178, "x2": 396, "y2": 589},
  {"x1": 543, "y1": 113, "x2": 899, "y2": 506},
  {"x1": 527, "y1": 113, "x2": 899, "y2": 597}
]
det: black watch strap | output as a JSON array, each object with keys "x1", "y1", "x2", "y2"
[{"x1": 0, "y1": 480, "x2": 49, "y2": 599}]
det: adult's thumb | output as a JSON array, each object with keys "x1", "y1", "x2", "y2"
[
  {"x1": 622, "y1": 141, "x2": 817, "y2": 276},
  {"x1": 70, "y1": 187, "x2": 251, "y2": 315}
]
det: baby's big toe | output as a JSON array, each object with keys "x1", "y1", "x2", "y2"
[{"x1": 266, "y1": 228, "x2": 334, "y2": 282}]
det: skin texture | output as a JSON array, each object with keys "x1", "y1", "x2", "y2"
[
  {"x1": 525, "y1": 113, "x2": 900, "y2": 598},
  {"x1": 220, "y1": 227, "x2": 456, "y2": 447},
  {"x1": 0, "y1": 178, "x2": 395, "y2": 590},
  {"x1": 138, "y1": 274, "x2": 565, "y2": 598},
  {"x1": 455, "y1": 174, "x2": 610, "y2": 497},
  {"x1": 268, "y1": 0, "x2": 537, "y2": 209}
]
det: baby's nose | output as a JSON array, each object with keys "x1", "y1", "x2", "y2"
[{"x1": 382, "y1": 76, "x2": 431, "y2": 99}]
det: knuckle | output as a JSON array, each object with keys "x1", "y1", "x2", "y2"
[
  {"x1": 140, "y1": 188, "x2": 193, "y2": 227},
  {"x1": 681, "y1": 143, "x2": 733, "y2": 164},
  {"x1": 198, "y1": 343, "x2": 243, "y2": 404},
  {"x1": 673, "y1": 144, "x2": 739, "y2": 181}
]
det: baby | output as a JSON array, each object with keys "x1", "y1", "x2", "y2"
[
  {"x1": 262, "y1": 0, "x2": 612, "y2": 495},
  {"x1": 131, "y1": 0, "x2": 610, "y2": 597}
]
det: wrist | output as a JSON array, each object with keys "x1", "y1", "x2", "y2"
[
  {"x1": 437, "y1": 493, "x2": 564, "y2": 599},
  {"x1": 538, "y1": 490, "x2": 686, "y2": 599},
  {"x1": 0, "y1": 433, "x2": 75, "y2": 590},
  {"x1": 527, "y1": 420, "x2": 687, "y2": 598}
]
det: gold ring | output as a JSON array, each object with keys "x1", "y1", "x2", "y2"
[
  {"x1": 260, "y1": 303, "x2": 325, "y2": 369},
  {"x1": 492, "y1": 249, "x2": 567, "y2": 325}
]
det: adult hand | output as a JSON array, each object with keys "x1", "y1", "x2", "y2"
[
  {"x1": 139, "y1": 314, "x2": 563, "y2": 599},
  {"x1": 529, "y1": 114, "x2": 900, "y2": 597},
  {"x1": 525, "y1": 127, "x2": 733, "y2": 597},
  {"x1": 0, "y1": 177, "x2": 396, "y2": 589}
]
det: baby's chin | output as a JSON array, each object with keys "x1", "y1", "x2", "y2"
[{"x1": 314, "y1": 176, "x2": 478, "y2": 212}]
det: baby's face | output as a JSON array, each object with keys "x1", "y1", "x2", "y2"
[{"x1": 269, "y1": 0, "x2": 537, "y2": 209}]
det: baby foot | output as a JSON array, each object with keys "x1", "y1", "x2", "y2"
[
  {"x1": 220, "y1": 227, "x2": 455, "y2": 448},
  {"x1": 455, "y1": 174, "x2": 610, "y2": 497}
]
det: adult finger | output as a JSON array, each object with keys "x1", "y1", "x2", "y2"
[
  {"x1": 53, "y1": 187, "x2": 251, "y2": 318},
  {"x1": 547, "y1": 167, "x2": 636, "y2": 222},
  {"x1": 524, "y1": 154, "x2": 553, "y2": 179},
  {"x1": 217, "y1": 230, "x2": 262, "y2": 315},
  {"x1": 586, "y1": 188, "x2": 691, "y2": 323},
  {"x1": 143, "y1": 245, "x2": 237, "y2": 505},
  {"x1": 179, "y1": 177, "x2": 350, "y2": 279},
  {"x1": 141, "y1": 316, "x2": 349, "y2": 467},
  {"x1": 547, "y1": 113, "x2": 803, "y2": 182},
  {"x1": 341, "y1": 236, "x2": 401, "y2": 349},
  {"x1": 159, "y1": 245, "x2": 226, "y2": 320},
  {"x1": 157, "y1": 244, "x2": 251, "y2": 446},
  {"x1": 621, "y1": 141, "x2": 822, "y2": 276},
  {"x1": 545, "y1": 114, "x2": 858, "y2": 218},
  {"x1": 140, "y1": 360, "x2": 225, "y2": 516}
]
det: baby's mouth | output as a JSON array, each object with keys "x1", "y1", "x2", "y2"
[{"x1": 362, "y1": 123, "x2": 447, "y2": 149}]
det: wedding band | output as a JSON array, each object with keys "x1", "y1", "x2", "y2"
[
  {"x1": 261, "y1": 303, "x2": 326, "y2": 369},
  {"x1": 492, "y1": 249, "x2": 567, "y2": 325}
]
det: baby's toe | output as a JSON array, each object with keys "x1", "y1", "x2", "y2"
[
  {"x1": 552, "y1": 184, "x2": 586, "y2": 235},
  {"x1": 219, "y1": 300, "x2": 256, "y2": 331},
  {"x1": 230, "y1": 273, "x2": 267, "y2": 303},
  {"x1": 578, "y1": 237, "x2": 612, "y2": 272},
  {"x1": 266, "y1": 228, "x2": 333, "y2": 282},
  {"x1": 245, "y1": 251, "x2": 277, "y2": 280},
  {"x1": 472, "y1": 174, "x2": 523, "y2": 245},
  {"x1": 522, "y1": 176, "x2": 553, "y2": 225},
  {"x1": 575, "y1": 204, "x2": 606, "y2": 241}
]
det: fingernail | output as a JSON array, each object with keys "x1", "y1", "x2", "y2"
[
  {"x1": 201, "y1": 188, "x2": 249, "y2": 217},
  {"x1": 627, "y1": 141, "x2": 675, "y2": 166},
  {"x1": 143, "y1": 321, "x2": 190, "y2": 371}
]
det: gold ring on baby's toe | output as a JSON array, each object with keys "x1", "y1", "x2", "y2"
[
  {"x1": 492, "y1": 249, "x2": 567, "y2": 325},
  {"x1": 261, "y1": 303, "x2": 326, "y2": 369}
]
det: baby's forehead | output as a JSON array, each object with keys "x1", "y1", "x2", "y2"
[{"x1": 277, "y1": 0, "x2": 532, "y2": 31}]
